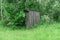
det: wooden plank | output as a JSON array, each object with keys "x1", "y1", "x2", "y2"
[
  {"x1": 33, "y1": 11, "x2": 40, "y2": 25},
  {"x1": 25, "y1": 10, "x2": 40, "y2": 28}
]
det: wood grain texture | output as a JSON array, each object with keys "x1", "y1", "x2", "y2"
[{"x1": 25, "y1": 10, "x2": 40, "y2": 28}]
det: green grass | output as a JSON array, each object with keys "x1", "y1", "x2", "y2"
[{"x1": 0, "y1": 22, "x2": 60, "y2": 40}]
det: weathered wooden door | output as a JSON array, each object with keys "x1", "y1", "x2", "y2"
[{"x1": 25, "y1": 10, "x2": 40, "y2": 28}]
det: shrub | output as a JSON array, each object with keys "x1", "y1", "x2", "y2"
[
  {"x1": 40, "y1": 0, "x2": 60, "y2": 22},
  {"x1": 2, "y1": 0, "x2": 40, "y2": 26}
]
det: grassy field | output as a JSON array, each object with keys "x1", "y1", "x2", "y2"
[{"x1": 0, "y1": 22, "x2": 60, "y2": 40}]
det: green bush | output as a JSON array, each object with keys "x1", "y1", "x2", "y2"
[
  {"x1": 1, "y1": 0, "x2": 60, "y2": 27},
  {"x1": 2, "y1": 0, "x2": 40, "y2": 26},
  {"x1": 40, "y1": 0, "x2": 60, "y2": 23}
]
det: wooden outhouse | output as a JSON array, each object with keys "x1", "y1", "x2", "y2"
[{"x1": 25, "y1": 10, "x2": 40, "y2": 28}]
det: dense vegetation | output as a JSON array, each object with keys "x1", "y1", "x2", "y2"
[
  {"x1": 0, "y1": 0, "x2": 60, "y2": 40},
  {"x1": 0, "y1": 0, "x2": 60, "y2": 27},
  {"x1": 1, "y1": 0, "x2": 40, "y2": 26}
]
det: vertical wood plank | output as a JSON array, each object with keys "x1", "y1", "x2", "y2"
[{"x1": 25, "y1": 10, "x2": 40, "y2": 28}]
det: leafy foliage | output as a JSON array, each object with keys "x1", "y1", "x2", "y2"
[
  {"x1": 40, "y1": 0, "x2": 60, "y2": 23},
  {"x1": 2, "y1": 0, "x2": 40, "y2": 26},
  {"x1": 0, "y1": 0, "x2": 60, "y2": 27}
]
